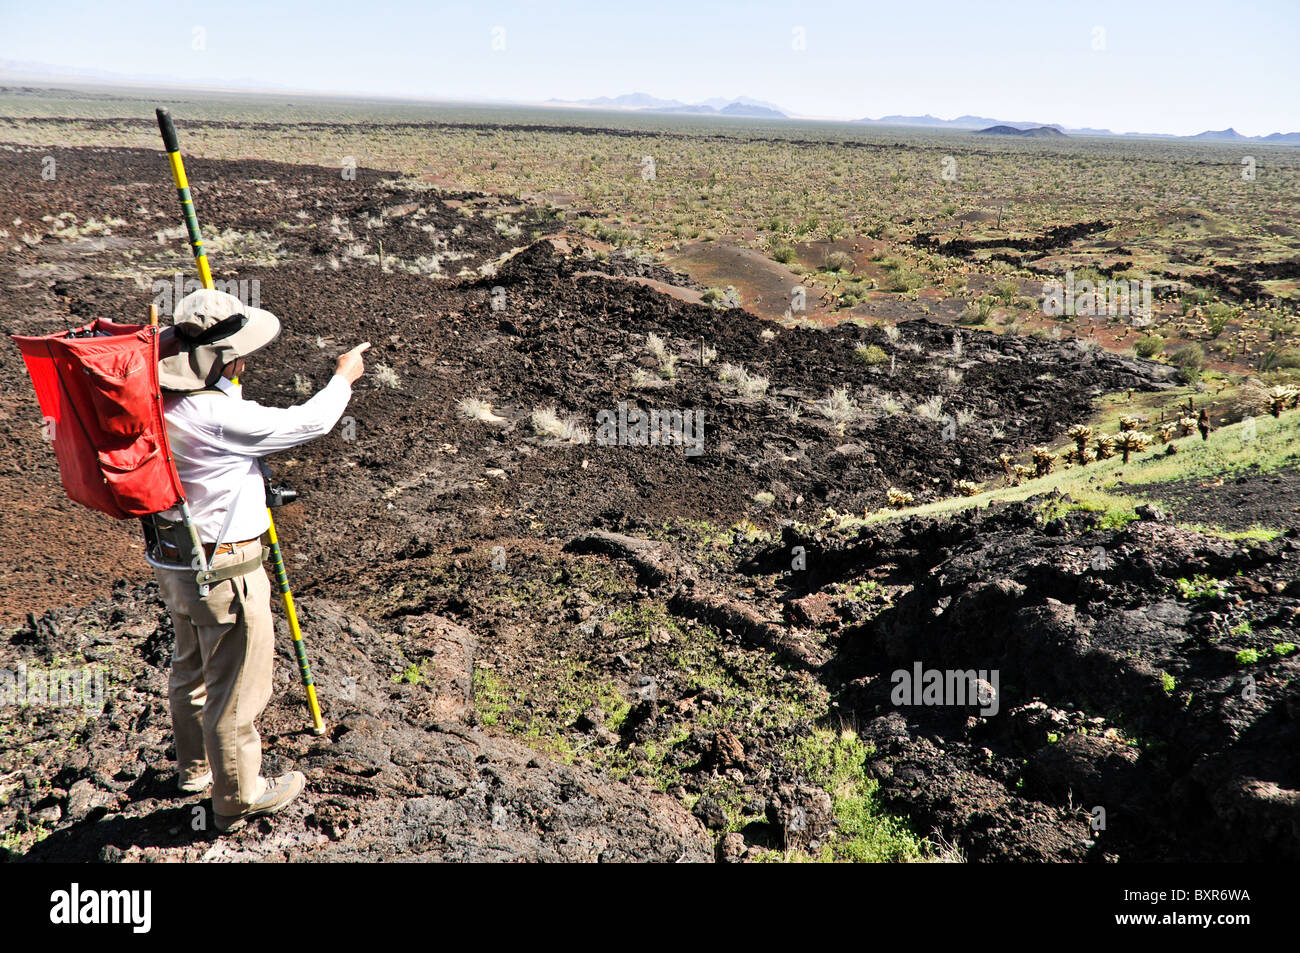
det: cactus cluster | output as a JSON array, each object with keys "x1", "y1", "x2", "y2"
[
  {"x1": 1266, "y1": 385, "x2": 1299, "y2": 418},
  {"x1": 887, "y1": 487, "x2": 914, "y2": 508}
]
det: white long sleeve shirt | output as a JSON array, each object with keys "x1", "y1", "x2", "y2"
[{"x1": 160, "y1": 375, "x2": 353, "y2": 543}]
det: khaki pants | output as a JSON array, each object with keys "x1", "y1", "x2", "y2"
[{"x1": 153, "y1": 539, "x2": 273, "y2": 816}]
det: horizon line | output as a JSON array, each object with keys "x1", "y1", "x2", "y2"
[{"x1": 1, "y1": 67, "x2": 1296, "y2": 141}]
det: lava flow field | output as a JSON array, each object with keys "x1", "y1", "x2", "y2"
[{"x1": 1, "y1": 145, "x2": 1297, "y2": 862}]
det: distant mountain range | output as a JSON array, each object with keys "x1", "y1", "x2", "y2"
[
  {"x1": 856, "y1": 113, "x2": 1300, "y2": 142},
  {"x1": 976, "y1": 125, "x2": 1067, "y2": 138},
  {"x1": 547, "y1": 93, "x2": 787, "y2": 118},
  {"x1": 547, "y1": 98, "x2": 1299, "y2": 140},
  {"x1": 1186, "y1": 127, "x2": 1300, "y2": 143}
]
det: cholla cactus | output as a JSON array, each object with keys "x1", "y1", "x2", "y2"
[
  {"x1": 1117, "y1": 430, "x2": 1152, "y2": 463},
  {"x1": 1079, "y1": 447, "x2": 1097, "y2": 466},
  {"x1": 1011, "y1": 464, "x2": 1035, "y2": 485},
  {"x1": 887, "y1": 487, "x2": 914, "y2": 508},
  {"x1": 1066, "y1": 424, "x2": 1093, "y2": 456},
  {"x1": 1177, "y1": 415, "x2": 1197, "y2": 437},
  {"x1": 1031, "y1": 446, "x2": 1055, "y2": 477},
  {"x1": 998, "y1": 452, "x2": 1015, "y2": 481},
  {"x1": 1095, "y1": 434, "x2": 1117, "y2": 460},
  {"x1": 955, "y1": 479, "x2": 981, "y2": 497},
  {"x1": 1119, "y1": 414, "x2": 1141, "y2": 431},
  {"x1": 1157, "y1": 422, "x2": 1177, "y2": 443},
  {"x1": 1266, "y1": 385, "x2": 1299, "y2": 418}
]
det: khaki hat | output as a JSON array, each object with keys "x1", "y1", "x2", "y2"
[{"x1": 158, "y1": 289, "x2": 281, "y2": 392}]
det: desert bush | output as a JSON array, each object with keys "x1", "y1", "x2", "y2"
[
  {"x1": 1169, "y1": 343, "x2": 1205, "y2": 381},
  {"x1": 1134, "y1": 335, "x2": 1164, "y2": 358},
  {"x1": 840, "y1": 281, "x2": 872, "y2": 307},
  {"x1": 873, "y1": 392, "x2": 904, "y2": 414},
  {"x1": 1273, "y1": 346, "x2": 1300, "y2": 369},
  {"x1": 373, "y1": 364, "x2": 401, "y2": 389},
  {"x1": 817, "y1": 386, "x2": 859, "y2": 433},
  {"x1": 718, "y1": 363, "x2": 769, "y2": 399},
  {"x1": 646, "y1": 332, "x2": 678, "y2": 378},
  {"x1": 1204, "y1": 301, "x2": 1242, "y2": 339},
  {"x1": 994, "y1": 279, "x2": 1019, "y2": 304},
  {"x1": 914, "y1": 395, "x2": 943, "y2": 420},
  {"x1": 531, "y1": 406, "x2": 590, "y2": 443},
  {"x1": 1180, "y1": 290, "x2": 1211, "y2": 315},
  {"x1": 824, "y1": 250, "x2": 855, "y2": 273},
  {"x1": 959, "y1": 296, "x2": 995, "y2": 325},
  {"x1": 457, "y1": 397, "x2": 507, "y2": 423},
  {"x1": 856, "y1": 344, "x2": 888, "y2": 367},
  {"x1": 771, "y1": 244, "x2": 797, "y2": 264},
  {"x1": 717, "y1": 363, "x2": 745, "y2": 386},
  {"x1": 891, "y1": 269, "x2": 927, "y2": 293}
]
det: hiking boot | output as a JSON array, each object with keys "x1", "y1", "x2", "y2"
[
  {"x1": 178, "y1": 769, "x2": 213, "y2": 794},
  {"x1": 214, "y1": 771, "x2": 305, "y2": 832}
]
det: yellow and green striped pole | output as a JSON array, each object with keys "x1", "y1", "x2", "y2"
[{"x1": 156, "y1": 107, "x2": 327, "y2": 736}]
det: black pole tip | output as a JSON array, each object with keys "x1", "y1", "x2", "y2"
[{"x1": 156, "y1": 108, "x2": 180, "y2": 153}]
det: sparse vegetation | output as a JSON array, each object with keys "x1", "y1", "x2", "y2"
[
  {"x1": 457, "y1": 397, "x2": 507, "y2": 424},
  {"x1": 531, "y1": 405, "x2": 591, "y2": 443}
]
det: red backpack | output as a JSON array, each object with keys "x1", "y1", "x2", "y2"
[{"x1": 12, "y1": 319, "x2": 185, "y2": 518}]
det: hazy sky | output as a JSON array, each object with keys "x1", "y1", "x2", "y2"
[{"x1": 3, "y1": 0, "x2": 1297, "y2": 135}]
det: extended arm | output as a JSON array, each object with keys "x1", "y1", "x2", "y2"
[{"x1": 206, "y1": 342, "x2": 370, "y2": 456}]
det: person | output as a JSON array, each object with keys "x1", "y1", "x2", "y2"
[{"x1": 153, "y1": 288, "x2": 369, "y2": 832}]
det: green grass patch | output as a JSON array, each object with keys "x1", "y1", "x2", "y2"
[
  {"x1": 1177, "y1": 523, "x2": 1282, "y2": 541},
  {"x1": 852, "y1": 406, "x2": 1300, "y2": 529},
  {"x1": 1175, "y1": 574, "x2": 1228, "y2": 600},
  {"x1": 789, "y1": 727, "x2": 933, "y2": 863}
]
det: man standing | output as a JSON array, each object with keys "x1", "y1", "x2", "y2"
[{"x1": 154, "y1": 288, "x2": 368, "y2": 832}]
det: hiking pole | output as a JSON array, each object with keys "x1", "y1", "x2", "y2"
[{"x1": 156, "y1": 107, "x2": 327, "y2": 737}]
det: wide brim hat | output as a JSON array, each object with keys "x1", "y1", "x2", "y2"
[{"x1": 158, "y1": 288, "x2": 281, "y2": 392}]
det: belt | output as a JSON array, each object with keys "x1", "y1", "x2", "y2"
[
  {"x1": 194, "y1": 542, "x2": 269, "y2": 587},
  {"x1": 203, "y1": 537, "x2": 261, "y2": 558}
]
